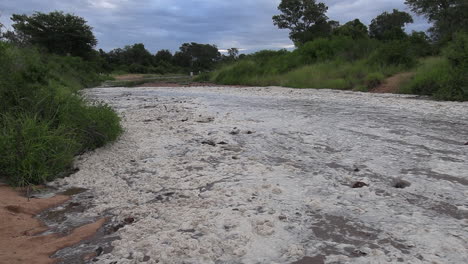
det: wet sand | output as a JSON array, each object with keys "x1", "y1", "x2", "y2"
[{"x1": 0, "y1": 185, "x2": 106, "y2": 264}]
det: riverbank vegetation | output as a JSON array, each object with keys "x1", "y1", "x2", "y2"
[
  {"x1": 0, "y1": 12, "x2": 122, "y2": 187},
  {"x1": 203, "y1": 0, "x2": 467, "y2": 101}
]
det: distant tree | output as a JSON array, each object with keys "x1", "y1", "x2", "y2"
[
  {"x1": 172, "y1": 51, "x2": 192, "y2": 68},
  {"x1": 9, "y1": 11, "x2": 97, "y2": 57},
  {"x1": 227, "y1": 48, "x2": 239, "y2": 59},
  {"x1": 405, "y1": 0, "x2": 468, "y2": 43},
  {"x1": 174, "y1": 42, "x2": 221, "y2": 71},
  {"x1": 408, "y1": 31, "x2": 433, "y2": 56},
  {"x1": 123, "y1": 43, "x2": 153, "y2": 66},
  {"x1": 334, "y1": 19, "x2": 368, "y2": 39},
  {"x1": 154, "y1": 49, "x2": 173, "y2": 63},
  {"x1": 369, "y1": 9, "x2": 413, "y2": 41},
  {"x1": 272, "y1": 0, "x2": 331, "y2": 45}
]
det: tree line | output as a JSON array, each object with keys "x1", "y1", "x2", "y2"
[
  {"x1": 0, "y1": 11, "x2": 237, "y2": 74},
  {"x1": 273, "y1": 0, "x2": 466, "y2": 47}
]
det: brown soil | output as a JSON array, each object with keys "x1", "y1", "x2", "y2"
[
  {"x1": 371, "y1": 72, "x2": 414, "y2": 94},
  {"x1": 114, "y1": 74, "x2": 146, "y2": 81},
  {"x1": 0, "y1": 185, "x2": 106, "y2": 264}
]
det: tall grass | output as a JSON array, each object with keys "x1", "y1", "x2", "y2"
[
  {"x1": 208, "y1": 36, "x2": 412, "y2": 92},
  {"x1": 206, "y1": 34, "x2": 468, "y2": 101},
  {"x1": 401, "y1": 32, "x2": 468, "y2": 101},
  {"x1": 0, "y1": 42, "x2": 122, "y2": 186}
]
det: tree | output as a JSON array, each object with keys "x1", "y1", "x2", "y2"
[
  {"x1": 154, "y1": 49, "x2": 173, "y2": 63},
  {"x1": 334, "y1": 19, "x2": 368, "y2": 39},
  {"x1": 174, "y1": 42, "x2": 221, "y2": 71},
  {"x1": 122, "y1": 43, "x2": 153, "y2": 66},
  {"x1": 405, "y1": 0, "x2": 468, "y2": 43},
  {"x1": 272, "y1": 0, "x2": 331, "y2": 45},
  {"x1": 369, "y1": 9, "x2": 413, "y2": 41},
  {"x1": 227, "y1": 48, "x2": 239, "y2": 59},
  {"x1": 9, "y1": 11, "x2": 97, "y2": 58}
]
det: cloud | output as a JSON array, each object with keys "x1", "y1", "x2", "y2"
[{"x1": 0, "y1": 0, "x2": 430, "y2": 54}]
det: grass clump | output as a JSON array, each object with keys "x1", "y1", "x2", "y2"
[
  {"x1": 0, "y1": 114, "x2": 80, "y2": 186},
  {"x1": 365, "y1": 72, "x2": 385, "y2": 90},
  {"x1": 402, "y1": 32, "x2": 468, "y2": 101},
  {"x1": 0, "y1": 42, "x2": 122, "y2": 186}
]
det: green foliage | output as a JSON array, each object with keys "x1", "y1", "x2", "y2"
[
  {"x1": 174, "y1": 42, "x2": 221, "y2": 71},
  {"x1": 8, "y1": 11, "x2": 97, "y2": 58},
  {"x1": 154, "y1": 49, "x2": 173, "y2": 63},
  {"x1": 365, "y1": 72, "x2": 385, "y2": 89},
  {"x1": 0, "y1": 114, "x2": 80, "y2": 186},
  {"x1": 272, "y1": 0, "x2": 331, "y2": 45},
  {"x1": 402, "y1": 42, "x2": 467, "y2": 101},
  {"x1": 0, "y1": 42, "x2": 122, "y2": 186},
  {"x1": 368, "y1": 40, "x2": 416, "y2": 68},
  {"x1": 334, "y1": 19, "x2": 369, "y2": 39},
  {"x1": 408, "y1": 31, "x2": 434, "y2": 57},
  {"x1": 405, "y1": 0, "x2": 468, "y2": 44},
  {"x1": 209, "y1": 34, "x2": 426, "y2": 93},
  {"x1": 369, "y1": 9, "x2": 413, "y2": 41},
  {"x1": 400, "y1": 57, "x2": 451, "y2": 95}
]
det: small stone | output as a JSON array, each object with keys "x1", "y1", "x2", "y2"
[
  {"x1": 351, "y1": 250, "x2": 367, "y2": 257},
  {"x1": 354, "y1": 168, "x2": 360, "y2": 172},
  {"x1": 230, "y1": 128, "x2": 240, "y2": 135},
  {"x1": 352, "y1": 182, "x2": 369, "y2": 188},
  {"x1": 95, "y1": 247, "x2": 104, "y2": 256},
  {"x1": 393, "y1": 180, "x2": 411, "y2": 189},
  {"x1": 124, "y1": 217, "x2": 135, "y2": 224},
  {"x1": 232, "y1": 156, "x2": 239, "y2": 160},
  {"x1": 201, "y1": 140, "x2": 216, "y2": 146},
  {"x1": 217, "y1": 141, "x2": 228, "y2": 145},
  {"x1": 464, "y1": 142, "x2": 468, "y2": 145},
  {"x1": 278, "y1": 215, "x2": 287, "y2": 221},
  {"x1": 272, "y1": 188, "x2": 283, "y2": 194}
]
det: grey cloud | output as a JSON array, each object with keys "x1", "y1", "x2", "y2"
[{"x1": 0, "y1": 0, "x2": 430, "y2": 54}]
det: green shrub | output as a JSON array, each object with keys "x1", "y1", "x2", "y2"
[
  {"x1": 59, "y1": 101, "x2": 122, "y2": 151},
  {"x1": 324, "y1": 78, "x2": 350, "y2": 90},
  {"x1": 353, "y1": 85, "x2": 369, "y2": 92},
  {"x1": 365, "y1": 72, "x2": 385, "y2": 89},
  {"x1": 401, "y1": 57, "x2": 451, "y2": 96},
  {"x1": 402, "y1": 33, "x2": 468, "y2": 101},
  {"x1": 369, "y1": 40, "x2": 416, "y2": 68},
  {"x1": 0, "y1": 114, "x2": 80, "y2": 186},
  {"x1": 0, "y1": 42, "x2": 122, "y2": 186},
  {"x1": 440, "y1": 32, "x2": 468, "y2": 100}
]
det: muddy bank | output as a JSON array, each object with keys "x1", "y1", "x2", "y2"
[
  {"x1": 0, "y1": 185, "x2": 108, "y2": 263},
  {"x1": 56, "y1": 86, "x2": 467, "y2": 263}
]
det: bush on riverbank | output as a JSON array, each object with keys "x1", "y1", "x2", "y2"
[
  {"x1": 205, "y1": 31, "x2": 466, "y2": 101},
  {"x1": 0, "y1": 42, "x2": 122, "y2": 186},
  {"x1": 206, "y1": 36, "x2": 411, "y2": 91},
  {"x1": 401, "y1": 32, "x2": 468, "y2": 101}
]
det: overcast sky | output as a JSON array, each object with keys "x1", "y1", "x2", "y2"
[{"x1": 0, "y1": 0, "x2": 430, "y2": 54}]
